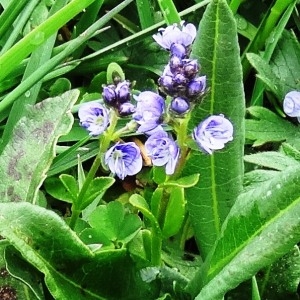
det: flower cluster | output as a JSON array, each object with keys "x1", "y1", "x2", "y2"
[
  {"x1": 77, "y1": 21, "x2": 234, "y2": 180},
  {"x1": 102, "y1": 80, "x2": 135, "y2": 116},
  {"x1": 283, "y1": 91, "x2": 300, "y2": 122},
  {"x1": 154, "y1": 22, "x2": 206, "y2": 116}
]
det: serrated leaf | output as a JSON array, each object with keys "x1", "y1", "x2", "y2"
[
  {"x1": 246, "y1": 106, "x2": 300, "y2": 147},
  {"x1": 183, "y1": 0, "x2": 245, "y2": 258},
  {"x1": 0, "y1": 202, "x2": 157, "y2": 299},
  {"x1": 246, "y1": 53, "x2": 286, "y2": 99},
  {"x1": 244, "y1": 151, "x2": 300, "y2": 170},
  {"x1": 187, "y1": 165, "x2": 300, "y2": 299},
  {"x1": 0, "y1": 90, "x2": 79, "y2": 204}
]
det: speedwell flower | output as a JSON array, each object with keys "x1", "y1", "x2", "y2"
[
  {"x1": 78, "y1": 102, "x2": 109, "y2": 136},
  {"x1": 104, "y1": 142, "x2": 143, "y2": 180},
  {"x1": 283, "y1": 91, "x2": 300, "y2": 122},
  {"x1": 193, "y1": 115, "x2": 233, "y2": 154},
  {"x1": 132, "y1": 91, "x2": 165, "y2": 135},
  {"x1": 145, "y1": 130, "x2": 180, "y2": 175},
  {"x1": 153, "y1": 21, "x2": 197, "y2": 58}
]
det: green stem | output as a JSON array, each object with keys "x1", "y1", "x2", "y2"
[
  {"x1": 151, "y1": 232, "x2": 162, "y2": 266},
  {"x1": 69, "y1": 110, "x2": 119, "y2": 230},
  {"x1": 229, "y1": 0, "x2": 244, "y2": 15}
]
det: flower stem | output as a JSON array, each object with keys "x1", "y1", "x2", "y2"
[{"x1": 69, "y1": 109, "x2": 119, "y2": 230}]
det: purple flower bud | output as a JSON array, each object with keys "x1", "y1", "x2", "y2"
[
  {"x1": 102, "y1": 85, "x2": 117, "y2": 106},
  {"x1": 145, "y1": 130, "x2": 180, "y2": 175},
  {"x1": 115, "y1": 81, "x2": 131, "y2": 103},
  {"x1": 183, "y1": 59, "x2": 199, "y2": 78},
  {"x1": 78, "y1": 102, "x2": 109, "y2": 136},
  {"x1": 152, "y1": 21, "x2": 197, "y2": 51},
  {"x1": 187, "y1": 76, "x2": 206, "y2": 99},
  {"x1": 105, "y1": 142, "x2": 143, "y2": 180},
  {"x1": 118, "y1": 102, "x2": 135, "y2": 116},
  {"x1": 170, "y1": 43, "x2": 187, "y2": 58},
  {"x1": 173, "y1": 74, "x2": 187, "y2": 86},
  {"x1": 169, "y1": 55, "x2": 182, "y2": 73},
  {"x1": 158, "y1": 75, "x2": 176, "y2": 96},
  {"x1": 193, "y1": 115, "x2": 233, "y2": 154},
  {"x1": 133, "y1": 91, "x2": 165, "y2": 135},
  {"x1": 170, "y1": 97, "x2": 190, "y2": 115},
  {"x1": 283, "y1": 91, "x2": 300, "y2": 122}
]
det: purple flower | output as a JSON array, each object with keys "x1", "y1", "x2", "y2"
[
  {"x1": 153, "y1": 21, "x2": 197, "y2": 57},
  {"x1": 283, "y1": 91, "x2": 300, "y2": 122},
  {"x1": 78, "y1": 102, "x2": 109, "y2": 136},
  {"x1": 118, "y1": 102, "x2": 135, "y2": 116},
  {"x1": 102, "y1": 85, "x2": 117, "y2": 106},
  {"x1": 193, "y1": 115, "x2": 233, "y2": 154},
  {"x1": 104, "y1": 142, "x2": 143, "y2": 180},
  {"x1": 133, "y1": 91, "x2": 165, "y2": 135},
  {"x1": 170, "y1": 97, "x2": 190, "y2": 115},
  {"x1": 145, "y1": 131, "x2": 180, "y2": 175},
  {"x1": 102, "y1": 80, "x2": 131, "y2": 106}
]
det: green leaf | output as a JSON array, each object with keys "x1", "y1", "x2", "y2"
[
  {"x1": 0, "y1": 202, "x2": 157, "y2": 299},
  {"x1": 80, "y1": 177, "x2": 115, "y2": 210},
  {"x1": 162, "y1": 174, "x2": 200, "y2": 188},
  {"x1": 257, "y1": 246, "x2": 300, "y2": 299},
  {"x1": 162, "y1": 187, "x2": 186, "y2": 239},
  {"x1": 0, "y1": 90, "x2": 79, "y2": 204},
  {"x1": 59, "y1": 174, "x2": 79, "y2": 200},
  {"x1": 244, "y1": 151, "x2": 300, "y2": 171},
  {"x1": 187, "y1": 165, "x2": 300, "y2": 299},
  {"x1": 88, "y1": 201, "x2": 142, "y2": 245},
  {"x1": 106, "y1": 62, "x2": 125, "y2": 84},
  {"x1": 0, "y1": 241, "x2": 40, "y2": 300},
  {"x1": 183, "y1": 0, "x2": 245, "y2": 258},
  {"x1": 43, "y1": 176, "x2": 74, "y2": 203},
  {"x1": 246, "y1": 53, "x2": 286, "y2": 99},
  {"x1": 245, "y1": 106, "x2": 300, "y2": 147}
]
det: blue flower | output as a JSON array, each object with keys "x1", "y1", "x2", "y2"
[
  {"x1": 283, "y1": 91, "x2": 300, "y2": 122},
  {"x1": 145, "y1": 131, "x2": 180, "y2": 175},
  {"x1": 133, "y1": 91, "x2": 165, "y2": 135},
  {"x1": 153, "y1": 21, "x2": 197, "y2": 58},
  {"x1": 104, "y1": 142, "x2": 143, "y2": 180},
  {"x1": 193, "y1": 115, "x2": 233, "y2": 154},
  {"x1": 78, "y1": 102, "x2": 109, "y2": 136}
]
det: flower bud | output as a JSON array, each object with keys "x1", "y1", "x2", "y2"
[
  {"x1": 169, "y1": 55, "x2": 182, "y2": 73},
  {"x1": 183, "y1": 59, "x2": 199, "y2": 78},
  {"x1": 118, "y1": 102, "x2": 135, "y2": 116},
  {"x1": 159, "y1": 75, "x2": 176, "y2": 95},
  {"x1": 115, "y1": 81, "x2": 131, "y2": 103},
  {"x1": 187, "y1": 76, "x2": 206, "y2": 99},
  {"x1": 102, "y1": 85, "x2": 117, "y2": 106},
  {"x1": 170, "y1": 97, "x2": 190, "y2": 115},
  {"x1": 170, "y1": 43, "x2": 187, "y2": 58}
]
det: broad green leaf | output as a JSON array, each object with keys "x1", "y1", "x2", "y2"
[
  {"x1": 0, "y1": 202, "x2": 157, "y2": 299},
  {"x1": 88, "y1": 201, "x2": 142, "y2": 245},
  {"x1": 257, "y1": 246, "x2": 300, "y2": 299},
  {"x1": 244, "y1": 151, "x2": 300, "y2": 171},
  {"x1": 246, "y1": 106, "x2": 300, "y2": 147},
  {"x1": 0, "y1": 90, "x2": 79, "y2": 204},
  {"x1": 187, "y1": 165, "x2": 300, "y2": 299},
  {"x1": 162, "y1": 187, "x2": 186, "y2": 238},
  {"x1": 243, "y1": 170, "x2": 279, "y2": 192},
  {"x1": 5, "y1": 246, "x2": 44, "y2": 300},
  {"x1": 183, "y1": 0, "x2": 245, "y2": 258},
  {"x1": 0, "y1": 241, "x2": 40, "y2": 300}
]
